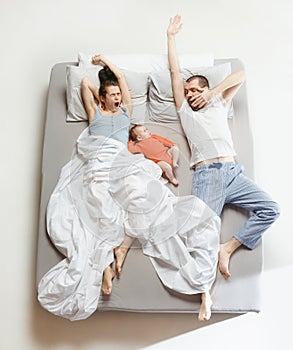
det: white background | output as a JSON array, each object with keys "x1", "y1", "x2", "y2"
[{"x1": 0, "y1": 0, "x2": 292, "y2": 349}]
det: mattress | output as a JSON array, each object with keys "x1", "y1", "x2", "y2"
[{"x1": 36, "y1": 57, "x2": 262, "y2": 316}]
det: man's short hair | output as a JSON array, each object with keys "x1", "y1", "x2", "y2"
[{"x1": 186, "y1": 75, "x2": 209, "y2": 88}]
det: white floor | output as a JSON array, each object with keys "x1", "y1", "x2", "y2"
[{"x1": 144, "y1": 265, "x2": 293, "y2": 350}]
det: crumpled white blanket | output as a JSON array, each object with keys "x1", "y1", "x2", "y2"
[{"x1": 38, "y1": 128, "x2": 220, "y2": 321}]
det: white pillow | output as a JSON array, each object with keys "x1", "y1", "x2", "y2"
[
  {"x1": 148, "y1": 63, "x2": 234, "y2": 123},
  {"x1": 78, "y1": 52, "x2": 214, "y2": 72},
  {"x1": 66, "y1": 65, "x2": 100, "y2": 122},
  {"x1": 66, "y1": 64, "x2": 149, "y2": 122},
  {"x1": 121, "y1": 69, "x2": 149, "y2": 124}
]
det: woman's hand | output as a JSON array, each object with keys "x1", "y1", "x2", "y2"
[
  {"x1": 167, "y1": 14, "x2": 183, "y2": 37},
  {"x1": 92, "y1": 54, "x2": 106, "y2": 66}
]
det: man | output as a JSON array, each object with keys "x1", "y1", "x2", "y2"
[{"x1": 167, "y1": 14, "x2": 280, "y2": 279}]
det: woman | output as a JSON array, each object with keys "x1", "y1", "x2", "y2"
[
  {"x1": 81, "y1": 55, "x2": 133, "y2": 295},
  {"x1": 38, "y1": 55, "x2": 221, "y2": 321}
]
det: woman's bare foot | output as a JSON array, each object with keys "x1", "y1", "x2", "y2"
[
  {"x1": 114, "y1": 246, "x2": 129, "y2": 276},
  {"x1": 198, "y1": 292, "x2": 212, "y2": 321},
  {"x1": 102, "y1": 265, "x2": 115, "y2": 295}
]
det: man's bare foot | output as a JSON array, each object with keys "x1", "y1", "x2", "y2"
[
  {"x1": 218, "y1": 238, "x2": 241, "y2": 278},
  {"x1": 218, "y1": 244, "x2": 231, "y2": 278},
  {"x1": 114, "y1": 246, "x2": 129, "y2": 276},
  {"x1": 198, "y1": 292, "x2": 212, "y2": 321},
  {"x1": 102, "y1": 265, "x2": 115, "y2": 295}
]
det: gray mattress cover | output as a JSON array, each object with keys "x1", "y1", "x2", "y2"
[{"x1": 36, "y1": 58, "x2": 262, "y2": 314}]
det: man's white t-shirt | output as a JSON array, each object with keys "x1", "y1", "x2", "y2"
[{"x1": 178, "y1": 94, "x2": 236, "y2": 167}]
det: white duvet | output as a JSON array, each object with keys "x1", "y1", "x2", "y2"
[{"x1": 38, "y1": 128, "x2": 220, "y2": 321}]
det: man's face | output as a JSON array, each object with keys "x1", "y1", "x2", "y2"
[{"x1": 185, "y1": 78, "x2": 208, "y2": 111}]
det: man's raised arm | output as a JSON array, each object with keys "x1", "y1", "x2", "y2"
[{"x1": 167, "y1": 15, "x2": 185, "y2": 110}]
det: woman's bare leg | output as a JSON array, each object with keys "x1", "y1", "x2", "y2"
[
  {"x1": 198, "y1": 291, "x2": 213, "y2": 321},
  {"x1": 114, "y1": 235, "x2": 134, "y2": 276},
  {"x1": 102, "y1": 265, "x2": 115, "y2": 295}
]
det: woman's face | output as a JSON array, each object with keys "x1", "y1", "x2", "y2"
[{"x1": 102, "y1": 85, "x2": 122, "y2": 112}]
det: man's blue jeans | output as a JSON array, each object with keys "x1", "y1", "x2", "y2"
[{"x1": 192, "y1": 162, "x2": 280, "y2": 249}]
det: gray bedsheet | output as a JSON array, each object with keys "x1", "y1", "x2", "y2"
[{"x1": 36, "y1": 58, "x2": 262, "y2": 314}]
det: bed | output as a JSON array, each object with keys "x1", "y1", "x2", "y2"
[{"x1": 36, "y1": 53, "x2": 262, "y2": 319}]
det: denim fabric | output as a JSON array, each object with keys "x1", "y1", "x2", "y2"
[{"x1": 192, "y1": 162, "x2": 280, "y2": 249}]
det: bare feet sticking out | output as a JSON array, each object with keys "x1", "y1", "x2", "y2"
[
  {"x1": 218, "y1": 238, "x2": 241, "y2": 278},
  {"x1": 198, "y1": 291, "x2": 212, "y2": 321},
  {"x1": 218, "y1": 244, "x2": 231, "y2": 278},
  {"x1": 114, "y1": 246, "x2": 129, "y2": 276},
  {"x1": 102, "y1": 265, "x2": 115, "y2": 295},
  {"x1": 114, "y1": 235, "x2": 134, "y2": 276}
]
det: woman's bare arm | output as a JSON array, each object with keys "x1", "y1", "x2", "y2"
[
  {"x1": 92, "y1": 55, "x2": 133, "y2": 115},
  {"x1": 81, "y1": 77, "x2": 99, "y2": 122}
]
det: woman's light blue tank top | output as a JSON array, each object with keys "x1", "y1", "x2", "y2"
[{"x1": 89, "y1": 105, "x2": 130, "y2": 145}]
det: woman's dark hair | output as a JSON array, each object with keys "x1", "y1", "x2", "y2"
[
  {"x1": 98, "y1": 66, "x2": 119, "y2": 98},
  {"x1": 186, "y1": 74, "x2": 209, "y2": 88}
]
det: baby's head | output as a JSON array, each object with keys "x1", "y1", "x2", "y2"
[{"x1": 129, "y1": 125, "x2": 151, "y2": 141}]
